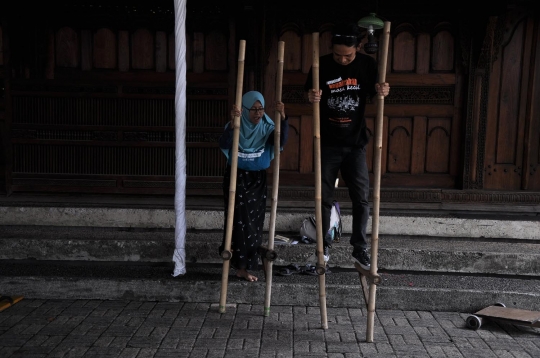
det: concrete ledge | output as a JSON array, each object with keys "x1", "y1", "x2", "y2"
[
  {"x1": 2, "y1": 228, "x2": 540, "y2": 276},
  {"x1": 1, "y1": 206, "x2": 539, "y2": 239},
  {"x1": 2, "y1": 268, "x2": 540, "y2": 312}
]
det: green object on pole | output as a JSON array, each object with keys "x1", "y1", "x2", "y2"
[
  {"x1": 357, "y1": 13, "x2": 385, "y2": 54},
  {"x1": 357, "y1": 13, "x2": 384, "y2": 30}
]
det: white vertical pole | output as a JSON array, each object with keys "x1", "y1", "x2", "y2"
[{"x1": 172, "y1": 0, "x2": 188, "y2": 277}]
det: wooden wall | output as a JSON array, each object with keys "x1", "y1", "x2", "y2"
[
  {"x1": 262, "y1": 21, "x2": 462, "y2": 189},
  {"x1": 6, "y1": 22, "x2": 232, "y2": 194},
  {"x1": 1, "y1": 1, "x2": 539, "y2": 197}
]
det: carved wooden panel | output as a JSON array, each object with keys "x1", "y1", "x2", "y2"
[
  {"x1": 299, "y1": 115, "x2": 314, "y2": 174},
  {"x1": 275, "y1": 116, "x2": 300, "y2": 172},
  {"x1": 118, "y1": 31, "x2": 129, "y2": 72},
  {"x1": 9, "y1": 83, "x2": 231, "y2": 193},
  {"x1": 432, "y1": 29, "x2": 454, "y2": 72},
  {"x1": 155, "y1": 31, "x2": 167, "y2": 73},
  {"x1": 131, "y1": 29, "x2": 154, "y2": 70},
  {"x1": 169, "y1": 32, "x2": 176, "y2": 70},
  {"x1": 271, "y1": 20, "x2": 460, "y2": 188},
  {"x1": 426, "y1": 117, "x2": 451, "y2": 173},
  {"x1": 301, "y1": 33, "x2": 312, "y2": 73},
  {"x1": 56, "y1": 27, "x2": 79, "y2": 68},
  {"x1": 93, "y1": 28, "x2": 117, "y2": 69},
  {"x1": 387, "y1": 117, "x2": 412, "y2": 173},
  {"x1": 393, "y1": 25, "x2": 415, "y2": 72},
  {"x1": 192, "y1": 32, "x2": 204, "y2": 73},
  {"x1": 0, "y1": 26, "x2": 3, "y2": 66},
  {"x1": 81, "y1": 30, "x2": 92, "y2": 71},
  {"x1": 484, "y1": 15, "x2": 531, "y2": 189},
  {"x1": 319, "y1": 28, "x2": 333, "y2": 57},
  {"x1": 525, "y1": 23, "x2": 540, "y2": 190},
  {"x1": 205, "y1": 31, "x2": 227, "y2": 71},
  {"x1": 281, "y1": 30, "x2": 301, "y2": 71},
  {"x1": 416, "y1": 33, "x2": 430, "y2": 74}
]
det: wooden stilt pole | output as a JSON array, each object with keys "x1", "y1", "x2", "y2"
[
  {"x1": 219, "y1": 39, "x2": 246, "y2": 314},
  {"x1": 312, "y1": 32, "x2": 328, "y2": 330},
  {"x1": 366, "y1": 21, "x2": 391, "y2": 342},
  {"x1": 263, "y1": 41, "x2": 285, "y2": 317}
]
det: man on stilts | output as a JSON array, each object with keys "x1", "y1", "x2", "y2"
[{"x1": 304, "y1": 22, "x2": 390, "y2": 274}]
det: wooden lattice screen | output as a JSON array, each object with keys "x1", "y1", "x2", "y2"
[{"x1": 9, "y1": 83, "x2": 229, "y2": 194}]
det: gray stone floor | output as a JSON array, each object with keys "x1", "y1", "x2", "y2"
[{"x1": 1, "y1": 299, "x2": 539, "y2": 357}]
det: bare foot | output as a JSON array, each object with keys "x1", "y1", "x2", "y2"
[{"x1": 236, "y1": 269, "x2": 258, "y2": 282}]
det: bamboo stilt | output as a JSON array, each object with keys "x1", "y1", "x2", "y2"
[
  {"x1": 366, "y1": 21, "x2": 391, "y2": 342},
  {"x1": 219, "y1": 40, "x2": 246, "y2": 314},
  {"x1": 263, "y1": 41, "x2": 285, "y2": 317},
  {"x1": 312, "y1": 32, "x2": 328, "y2": 330}
]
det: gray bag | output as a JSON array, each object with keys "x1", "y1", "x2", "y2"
[{"x1": 299, "y1": 201, "x2": 342, "y2": 243}]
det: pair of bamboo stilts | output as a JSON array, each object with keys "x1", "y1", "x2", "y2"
[
  {"x1": 219, "y1": 40, "x2": 285, "y2": 316},
  {"x1": 310, "y1": 21, "x2": 391, "y2": 337},
  {"x1": 219, "y1": 21, "x2": 390, "y2": 341}
]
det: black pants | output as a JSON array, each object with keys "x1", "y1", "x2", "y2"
[{"x1": 321, "y1": 146, "x2": 369, "y2": 250}]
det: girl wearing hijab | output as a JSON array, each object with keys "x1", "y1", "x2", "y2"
[{"x1": 218, "y1": 91, "x2": 289, "y2": 282}]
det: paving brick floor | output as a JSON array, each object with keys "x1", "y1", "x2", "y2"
[{"x1": 1, "y1": 299, "x2": 539, "y2": 357}]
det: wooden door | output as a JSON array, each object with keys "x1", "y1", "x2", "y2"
[{"x1": 483, "y1": 11, "x2": 540, "y2": 190}]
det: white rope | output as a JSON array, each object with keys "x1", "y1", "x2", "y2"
[{"x1": 172, "y1": 0, "x2": 187, "y2": 276}]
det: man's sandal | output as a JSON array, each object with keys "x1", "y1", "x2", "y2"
[{"x1": 277, "y1": 264, "x2": 303, "y2": 276}]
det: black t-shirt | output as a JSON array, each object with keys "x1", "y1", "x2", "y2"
[{"x1": 304, "y1": 52, "x2": 378, "y2": 147}]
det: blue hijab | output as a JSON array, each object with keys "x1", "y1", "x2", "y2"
[{"x1": 222, "y1": 91, "x2": 275, "y2": 159}]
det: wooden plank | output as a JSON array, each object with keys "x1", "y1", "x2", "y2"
[
  {"x1": 484, "y1": 17, "x2": 526, "y2": 190},
  {"x1": 523, "y1": 23, "x2": 540, "y2": 190},
  {"x1": 426, "y1": 117, "x2": 451, "y2": 173},
  {"x1": 449, "y1": 44, "x2": 464, "y2": 177},
  {"x1": 281, "y1": 30, "x2": 301, "y2": 71},
  {"x1": 45, "y1": 29, "x2": 55, "y2": 79},
  {"x1": 283, "y1": 72, "x2": 457, "y2": 86},
  {"x1": 93, "y1": 29, "x2": 117, "y2": 69},
  {"x1": 411, "y1": 116, "x2": 427, "y2": 174},
  {"x1": 81, "y1": 29, "x2": 92, "y2": 71},
  {"x1": 205, "y1": 31, "x2": 227, "y2": 71},
  {"x1": 367, "y1": 105, "x2": 455, "y2": 117},
  {"x1": 393, "y1": 30, "x2": 415, "y2": 72},
  {"x1": 383, "y1": 174, "x2": 456, "y2": 187},
  {"x1": 0, "y1": 295, "x2": 24, "y2": 312},
  {"x1": 416, "y1": 33, "x2": 430, "y2": 74},
  {"x1": 299, "y1": 115, "x2": 313, "y2": 174},
  {"x1": 118, "y1": 31, "x2": 129, "y2": 72},
  {"x1": 168, "y1": 32, "x2": 176, "y2": 70},
  {"x1": 280, "y1": 116, "x2": 300, "y2": 171},
  {"x1": 0, "y1": 26, "x2": 2, "y2": 66},
  {"x1": 155, "y1": 31, "x2": 167, "y2": 73},
  {"x1": 302, "y1": 33, "x2": 312, "y2": 74},
  {"x1": 131, "y1": 29, "x2": 154, "y2": 70},
  {"x1": 387, "y1": 117, "x2": 412, "y2": 173},
  {"x1": 517, "y1": 18, "x2": 534, "y2": 189},
  {"x1": 193, "y1": 32, "x2": 204, "y2": 74},
  {"x1": 432, "y1": 30, "x2": 454, "y2": 71},
  {"x1": 476, "y1": 306, "x2": 540, "y2": 324},
  {"x1": 55, "y1": 27, "x2": 79, "y2": 68}
]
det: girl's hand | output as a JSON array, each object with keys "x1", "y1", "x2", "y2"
[
  {"x1": 275, "y1": 101, "x2": 286, "y2": 118},
  {"x1": 229, "y1": 104, "x2": 241, "y2": 126}
]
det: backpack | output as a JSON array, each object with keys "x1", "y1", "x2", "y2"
[{"x1": 299, "y1": 201, "x2": 342, "y2": 243}]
